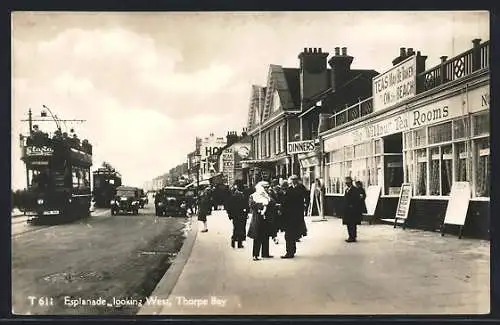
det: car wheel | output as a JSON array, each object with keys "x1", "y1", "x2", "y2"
[{"x1": 111, "y1": 209, "x2": 116, "y2": 216}]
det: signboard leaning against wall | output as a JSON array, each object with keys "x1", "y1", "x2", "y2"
[{"x1": 373, "y1": 55, "x2": 417, "y2": 112}]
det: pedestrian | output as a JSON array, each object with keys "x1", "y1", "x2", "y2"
[
  {"x1": 342, "y1": 176, "x2": 363, "y2": 242},
  {"x1": 290, "y1": 176, "x2": 308, "y2": 242},
  {"x1": 281, "y1": 175, "x2": 307, "y2": 258},
  {"x1": 267, "y1": 179, "x2": 281, "y2": 244},
  {"x1": 197, "y1": 188, "x2": 211, "y2": 233},
  {"x1": 247, "y1": 181, "x2": 275, "y2": 261},
  {"x1": 355, "y1": 180, "x2": 368, "y2": 215},
  {"x1": 314, "y1": 178, "x2": 326, "y2": 218},
  {"x1": 226, "y1": 180, "x2": 248, "y2": 249}
]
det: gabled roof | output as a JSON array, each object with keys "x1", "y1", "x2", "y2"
[
  {"x1": 246, "y1": 85, "x2": 266, "y2": 130},
  {"x1": 261, "y1": 65, "x2": 300, "y2": 122}
]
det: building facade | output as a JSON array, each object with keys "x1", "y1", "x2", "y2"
[
  {"x1": 320, "y1": 39, "x2": 490, "y2": 239},
  {"x1": 242, "y1": 64, "x2": 302, "y2": 186},
  {"x1": 295, "y1": 47, "x2": 379, "y2": 190}
]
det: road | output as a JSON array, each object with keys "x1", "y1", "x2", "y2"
[{"x1": 11, "y1": 204, "x2": 190, "y2": 315}]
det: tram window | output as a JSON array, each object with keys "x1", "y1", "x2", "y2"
[
  {"x1": 79, "y1": 169, "x2": 88, "y2": 188},
  {"x1": 28, "y1": 168, "x2": 50, "y2": 189},
  {"x1": 72, "y1": 167, "x2": 80, "y2": 189}
]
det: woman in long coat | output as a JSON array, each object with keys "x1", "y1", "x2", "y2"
[
  {"x1": 226, "y1": 181, "x2": 248, "y2": 248},
  {"x1": 247, "y1": 181, "x2": 276, "y2": 261},
  {"x1": 197, "y1": 187, "x2": 211, "y2": 233}
]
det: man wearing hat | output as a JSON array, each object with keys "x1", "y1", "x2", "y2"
[
  {"x1": 342, "y1": 176, "x2": 363, "y2": 242},
  {"x1": 281, "y1": 175, "x2": 307, "y2": 258}
]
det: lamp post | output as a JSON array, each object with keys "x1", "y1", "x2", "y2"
[{"x1": 193, "y1": 154, "x2": 201, "y2": 198}]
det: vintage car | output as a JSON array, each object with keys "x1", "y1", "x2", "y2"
[
  {"x1": 154, "y1": 186, "x2": 187, "y2": 217},
  {"x1": 111, "y1": 186, "x2": 141, "y2": 215}
]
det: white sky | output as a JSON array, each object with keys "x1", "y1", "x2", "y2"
[{"x1": 11, "y1": 11, "x2": 489, "y2": 189}]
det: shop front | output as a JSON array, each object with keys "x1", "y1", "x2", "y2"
[
  {"x1": 322, "y1": 76, "x2": 489, "y2": 239},
  {"x1": 241, "y1": 155, "x2": 290, "y2": 187}
]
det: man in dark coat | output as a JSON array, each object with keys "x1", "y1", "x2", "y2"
[
  {"x1": 342, "y1": 176, "x2": 363, "y2": 242},
  {"x1": 226, "y1": 180, "x2": 248, "y2": 248},
  {"x1": 281, "y1": 175, "x2": 307, "y2": 258}
]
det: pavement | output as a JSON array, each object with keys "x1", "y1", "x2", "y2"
[{"x1": 139, "y1": 210, "x2": 490, "y2": 315}]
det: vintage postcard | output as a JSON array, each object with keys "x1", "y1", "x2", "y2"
[{"x1": 11, "y1": 11, "x2": 490, "y2": 316}]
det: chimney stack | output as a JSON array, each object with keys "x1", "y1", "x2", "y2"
[{"x1": 328, "y1": 46, "x2": 354, "y2": 92}]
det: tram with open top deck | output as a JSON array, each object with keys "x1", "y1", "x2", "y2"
[{"x1": 18, "y1": 107, "x2": 93, "y2": 223}]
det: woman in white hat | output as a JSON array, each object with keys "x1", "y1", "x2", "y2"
[{"x1": 247, "y1": 181, "x2": 275, "y2": 260}]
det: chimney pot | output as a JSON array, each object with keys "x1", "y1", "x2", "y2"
[
  {"x1": 318, "y1": 48, "x2": 322, "y2": 53},
  {"x1": 440, "y1": 56, "x2": 448, "y2": 63},
  {"x1": 400, "y1": 47, "x2": 406, "y2": 57},
  {"x1": 313, "y1": 48, "x2": 317, "y2": 53},
  {"x1": 341, "y1": 47, "x2": 347, "y2": 56},
  {"x1": 308, "y1": 47, "x2": 313, "y2": 53},
  {"x1": 334, "y1": 47, "x2": 340, "y2": 56},
  {"x1": 303, "y1": 47, "x2": 307, "y2": 53},
  {"x1": 472, "y1": 38, "x2": 481, "y2": 46},
  {"x1": 407, "y1": 48, "x2": 414, "y2": 56}
]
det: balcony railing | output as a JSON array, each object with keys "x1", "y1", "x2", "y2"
[
  {"x1": 417, "y1": 40, "x2": 489, "y2": 93},
  {"x1": 321, "y1": 39, "x2": 489, "y2": 135},
  {"x1": 325, "y1": 97, "x2": 374, "y2": 131}
]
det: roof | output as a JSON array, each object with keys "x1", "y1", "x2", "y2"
[
  {"x1": 283, "y1": 68, "x2": 301, "y2": 109},
  {"x1": 163, "y1": 186, "x2": 186, "y2": 190}
]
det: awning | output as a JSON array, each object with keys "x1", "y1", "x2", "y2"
[{"x1": 241, "y1": 155, "x2": 290, "y2": 168}]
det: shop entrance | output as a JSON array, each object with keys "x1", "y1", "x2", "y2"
[{"x1": 383, "y1": 133, "x2": 404, "y2": 195}]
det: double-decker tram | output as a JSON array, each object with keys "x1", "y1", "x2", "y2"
[
  {"x1": 19, "y1": 108, "x2": 93, "y2": 224},
  {"x1": 92, "y1": 164, "x2": 122, "y2": 208}
]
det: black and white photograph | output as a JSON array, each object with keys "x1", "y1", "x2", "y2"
[{"x1": 11, "y1": 11, "x2": 490, "y2": 315}]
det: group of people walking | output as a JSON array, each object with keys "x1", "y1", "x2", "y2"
[{"x1": 196, "y1": 175, "x2": 367, "y2": 261}]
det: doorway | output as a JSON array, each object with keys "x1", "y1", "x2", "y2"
[{"x1": 383, "y1": 133, "x2": 404, "y2": 195}]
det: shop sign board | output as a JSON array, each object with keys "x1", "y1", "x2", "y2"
[
  {"x1": 443, "y1": 182, "x2": 471, "y2": 226},
  {"x1": 373, "y1": 55, "x2": 417, "y2": 112},
  {"x1": 364, "y1": 185, "x2": 381, "y2": 216},
  {"x1": 287, "y1": 140, "x2": 316, "y2": 154},
  {"x1": 324, "y1": 84, "x2": 490, "y2": 152},
  {"x1": 395, "y1": 183, "x2": 412, "y2": 220}
]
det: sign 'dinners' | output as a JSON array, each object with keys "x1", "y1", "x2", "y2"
[
  {"x1": 287, "y1": 140, "x2": 316, "y2": 155},
  {"x1": 373, "y1": 55, "x2": 417, "y2": 112}
]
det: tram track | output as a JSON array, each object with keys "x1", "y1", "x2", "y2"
[{"x1": 11, "y1": 209, "x2": 110, "y2": 238}]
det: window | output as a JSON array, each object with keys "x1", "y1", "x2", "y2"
[
  {"x1": 475, "y1": 137, "x2": 490, "y2": 197},
  {"x1": 429, "y1": 147, "x2": 440, "y2": 195},
  {"x1": 441, "y1": 145, "x2": 453, "y2": 196},
  {"x1": 453, "y1": 117, "x2": 470, "y2": 139},
  {"x1": 473, "y1": 112, "x2": 489, "y2": 136},
  {"x1": 455, "y1": 142, "x2": 470, "y2": 182},
  {"x1": 72, "y1": 167, "x2": 80, "y2": 189},
  {"x1": 414, "y1": 128, "x2": 427, "y2": 147},
  {"x1": 281, "y1": 125, "x2": 286, "y2": 153},
  {"x1": 428, "y1": 122, "x2": 452, "y2": 144},
  {"x1": 415, "y1": 149, "x2": 427, "y2": 195}
]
